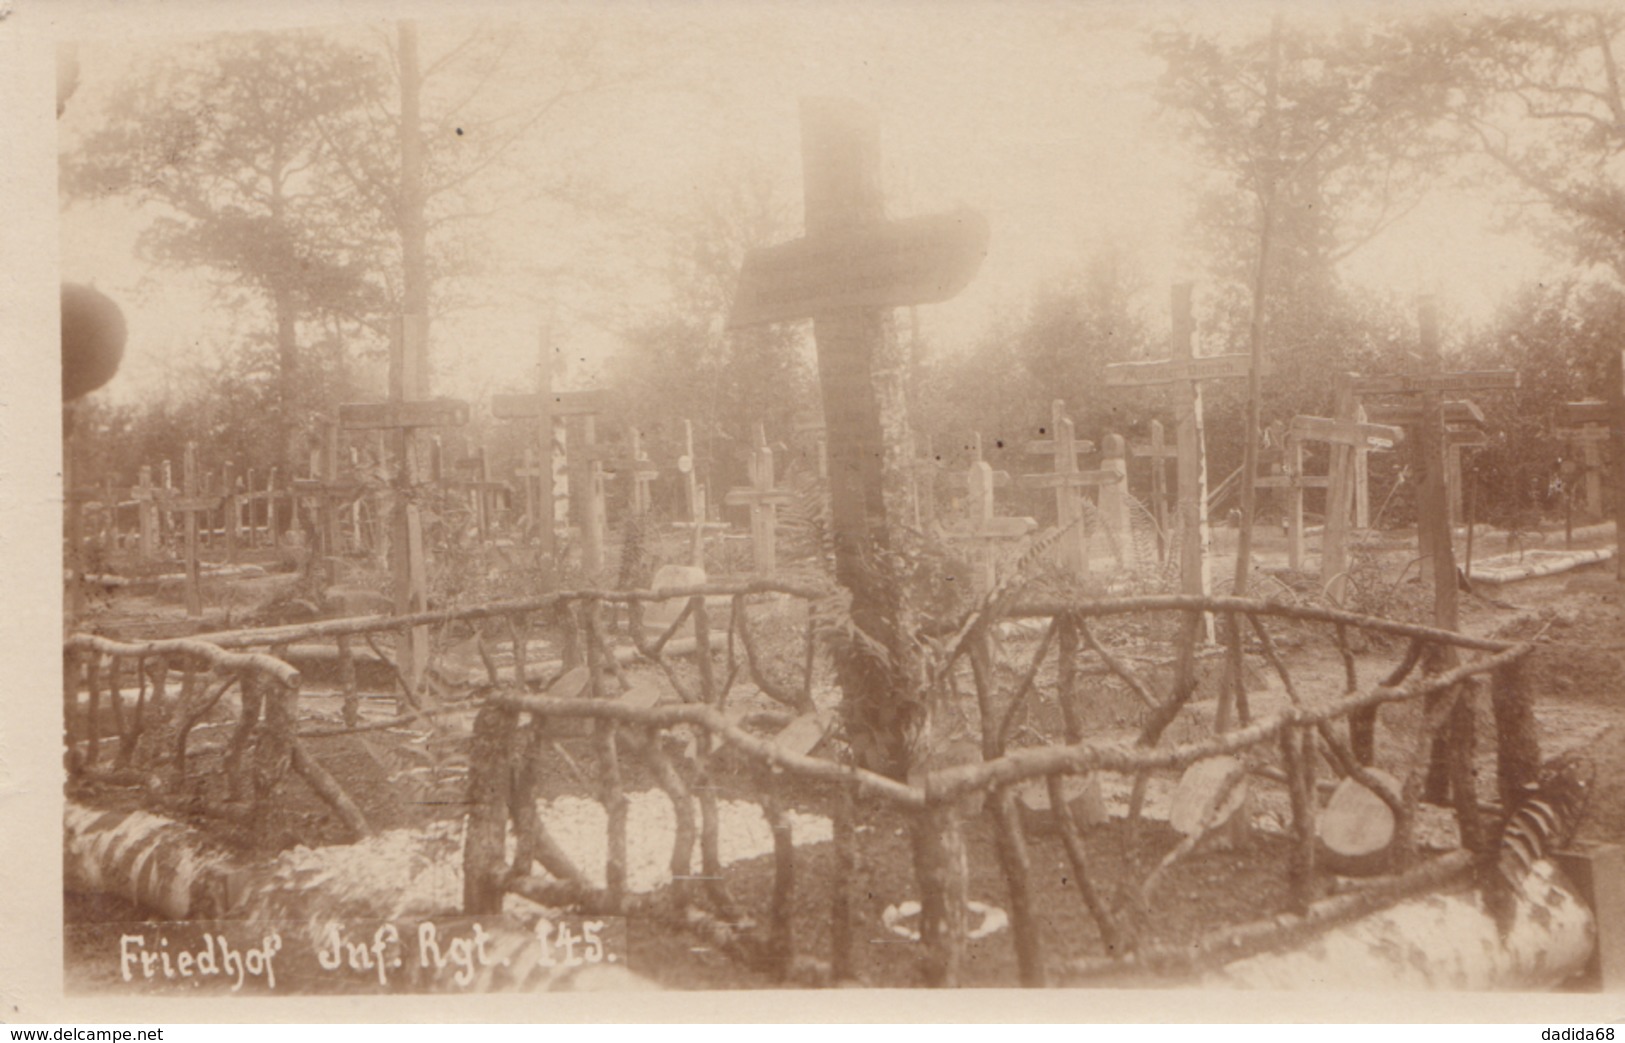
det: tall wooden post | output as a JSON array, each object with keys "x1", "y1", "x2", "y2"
[
  {"x1": 339, "y1": 321, "x2": 468, "y2": 702},
  {"x1": 1107, "y1": 286, "x2": 1253, "y2": 640}
]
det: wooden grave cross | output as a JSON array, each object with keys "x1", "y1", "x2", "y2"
[
  {"x1": 158, "y1": 459, "x2": 175, "y2": 550},
  {"x1": 340, "y1": 316, "x2": 471, "y2": 698},
  {"x1": 219, "y1": 462, "x2": 241, "y2": 561},
  {"x1": 1558, "y1": 400, "x2": 1611, "y2": 519},
  {"x1": 1106, "y1": 285, "x2": 1256, "y2": 634},
  {"x1": 453, "y1": 447, "x2": 503, "y2": 542},
  {"x1": 724, "y1": 425, "x2": 794, "y2": 574},
  {"x1": 512, "y1": 444, "x2": 547, "y2": 538},
  {"x1": 1445, "y1": 424, "x2": 1491, "y2": 531},
  {"x1": 1363, "y1": 397, "x2": 1484, "y2": 527},
  {"x1": 1357, "y1": 305, "x2": 1517, "y2": 639},
  {"x1": 166, "y1": 443, "x2": 222, "y2": 618},
  {"x1": 292, "y1": 419, "x2": 361, "y2": 561},
  {"x1": 129, "y1": 465, "x2": 161, "y2": 560},
  {"x1": 947, "y1": 441, "x2": 1036, "y2": 597},
  {"x1": 1021, "y1": 399, "x2": 1107, "y2": 576},
  {"x1": 96, "y1": 477, "x2": 119, "y2": 554},
  {"x1": 1095, "y1": 434, "x2": 1134, "y2": 570},
  {"x1": 493, "y1": 383, "x2": 607, "y2": 563},
  {"x1": 1276, "y1": 415, "x2": 1402, "y2": 571},
  {"x1": 1131, "y1": 418, "x2": 1178, "y2": 560},
  {"x1": 590, "y1": 426, "x2": 660, "y2": 516},
  {"x1": 725, "y1": 98, "x2": 989, "y2": 807},
  {"x1": 1355, "y1": 380, "x2": 1510, "y2": 572},
  {"x1": 676, "y1": 419, "x2": 727, "y2": 567}
]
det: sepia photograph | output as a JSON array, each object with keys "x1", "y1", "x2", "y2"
[{"x1": 11, "y1": 0, "x2": 1625, "y2": 1022}]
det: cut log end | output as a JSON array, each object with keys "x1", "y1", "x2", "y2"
[
  {"x1": 1318, "y1": 770, "x2": 1401, "y2": 877},
  {"x1": 1171, "y1": 756, "x2": 1251, "y2": 849}
]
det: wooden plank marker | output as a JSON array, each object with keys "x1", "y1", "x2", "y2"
[
  {"x1": 946, "y1": 433, "x2": 1036, "y2": 597},
  {"x1": 676, "y1": 419, "x2": 726, "y2": 567},
  {"x1": 908, "y1": 432, "x2": 943, "y2": 528},
  {"x1": 1107, "y1": 285, "x2": 1252, "y2": 635},
  {"x1": 130, "y1": 465, "x2": 161, "y2": 560},
  {"x1": 1131, "y1": 419, "x2": 1177, "y2": 562},
  {"x1": 1096, "y1": 434, "x2": 1133, "y2": 569},
  {"x1": 1021, "y1": 399, "x2": 1101, "y2": 577},
  {"x1": 725, "y1": 425, "x2": 794, "y2": 574}
]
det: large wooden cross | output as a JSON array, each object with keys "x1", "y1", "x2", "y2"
[
  {"x1": 1353, "y1": 370, "x2": 1513, "y2": 579},
  {"x1": 1106, "y1": 285, "x2": 1253, "y2": 631},
  {"x1": 1021, "y1": 399, "x2": 1110, "y2": 576},
  {"x1": 725, "y1": 425, "x2": 794, "y2": 574},
  {"x1": 1354, "y1": 305, "x2": 1517, "y2": 636},
  {"x1": 727, "y1": 98, "x2": 987, "y2": 789},
  {"x1": 339, "y1": 316, "x2": 470, "y2": 699}
]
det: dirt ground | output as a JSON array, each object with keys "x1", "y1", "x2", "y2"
[{"x1": 63, "y1": 520, "x2": 1625, "y2": 989}]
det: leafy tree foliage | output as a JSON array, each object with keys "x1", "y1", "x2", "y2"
[
  {"x1": 61, "y1": 31, "x2": 390, "y2": 449},
  {"x1": 1439, "y1": 10, "x2": 1625, "y2": 277}
]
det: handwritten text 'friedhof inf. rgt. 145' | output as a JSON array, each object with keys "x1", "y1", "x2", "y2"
[{"x1": 112, "y1": 917, "x2": 623, "y2": 992}]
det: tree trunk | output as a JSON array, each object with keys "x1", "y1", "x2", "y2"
[{"x1": 803, "y1": 99, "x2": 928, "y2": 781}]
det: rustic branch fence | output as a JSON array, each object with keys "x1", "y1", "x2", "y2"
[{"x1": 64, "y1": 585, "x2": 1539, "y2": 988}]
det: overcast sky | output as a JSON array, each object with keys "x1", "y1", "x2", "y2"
[{"x1": 55, "y1": 0, "x2": 1555, "y2": 408}]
